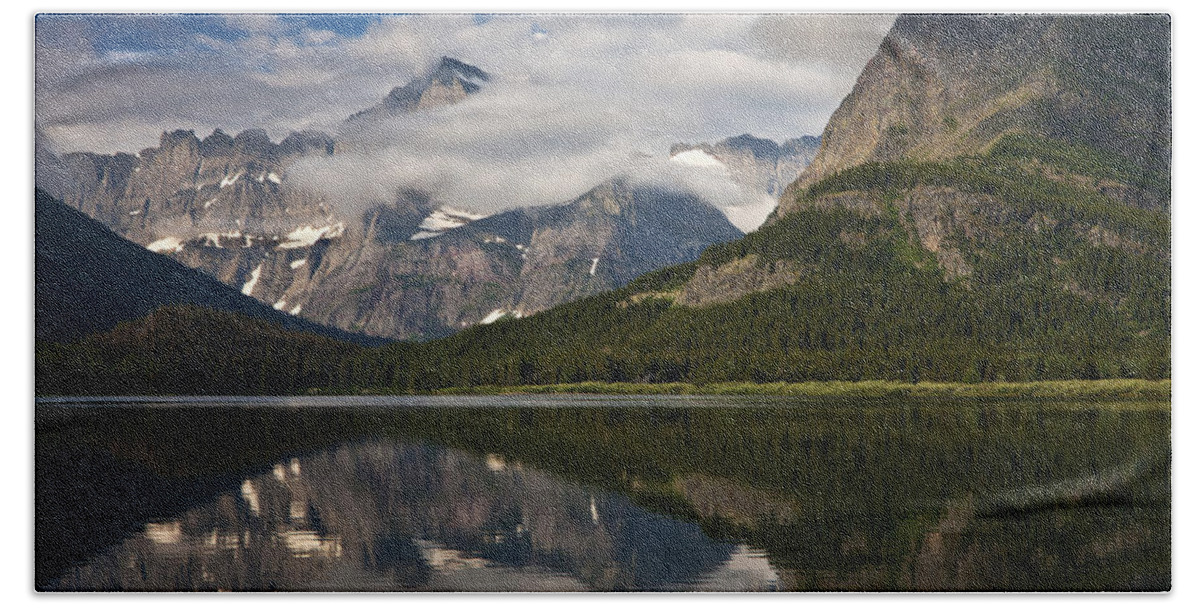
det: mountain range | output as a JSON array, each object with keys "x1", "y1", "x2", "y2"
[{"x1": 36, "y1": 56, "x2": 768, "y2": 341}]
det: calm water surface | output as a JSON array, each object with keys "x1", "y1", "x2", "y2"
[{"x1": 35, "y1": 395, "x2": 1170, "y2": 591}]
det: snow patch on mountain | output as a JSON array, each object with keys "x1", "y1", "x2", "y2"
[
  {"x1": 277, "y1": 223, "x2": 345, "y2": 249},
  {"x1": 409, "y1": 206, "x2": 489, "y2": 240},
  {"x1": 219, "y1": 171, "x2": 244, "y2": 188},
  {"x1": 241, "y1": 262, "x2": 263, "y2": 296},
  {"x1": 196, "y1": 230, "x2": 245, "y2": 249},
  {"x1": 480, "y1": 309, "x2": 507, "y2": 324},
  {"x1": 147, "y1": 237, "x2": 184, "y2": 254}
]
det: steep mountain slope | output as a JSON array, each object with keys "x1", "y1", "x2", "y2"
[
  {"x1": 38, "y1": 56, "x2": 742, "y2": 341},
  {"x1": 780, "y1": 13, "x2": 1169, "y2": 216},
  {"x1": 351, "y1": 13, "x2": 1170, "y2": 388},
  {"x1": 509, "y1": 179, "x2": 743, "y2": 315},
  {"x1": 34, "y1": 189, "x2": 382, "y2": 346}
]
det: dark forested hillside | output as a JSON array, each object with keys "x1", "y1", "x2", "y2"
[
  {"x1": 35, "y1": 305, "x2": 379, "y2": 395},
  {"x1": 35, "y1": 188, "x2": 383, "y2": 345}
]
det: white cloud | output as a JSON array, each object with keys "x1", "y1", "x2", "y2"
[{"x1": 36, "y1": 13, "x2": 895, "y2": 218}]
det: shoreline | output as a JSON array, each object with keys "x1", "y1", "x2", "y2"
[
  {"x1": 425, "y1": 378, "x2": 1171, "y2": 401},
  {"x1": 36, "y1": 379, "x2": 1171, "y2": 401}
]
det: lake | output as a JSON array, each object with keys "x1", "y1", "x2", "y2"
[{"x1": 35, "y1": 394, "x2": 1170, "y2": 591}]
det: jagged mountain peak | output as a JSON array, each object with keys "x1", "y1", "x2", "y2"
[
  {"x1": 569, "y1": 177, "x2": 635, "y2": 216},
  {"x1": 160, "y1": 129, "x2": 199, "y2": 147},
  {"x1": 148, "y1": 127, "x2": 334, "y2": 160},
  {"x1": 278, "y1": 130, "x2": 335, "y2": 156},
  {"x1": 430, "y1": 56, "x2": 489, "y2": 86},
  {"x1": 199, "y1": 128, "x2": 235, "y2": 153},
  {"x1": 347, "y1": 56, "x2": 489, "y2": 123}
]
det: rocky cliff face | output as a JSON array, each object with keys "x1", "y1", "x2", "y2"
[
  {"x1": 52, "y1": 128, "x2": 337, "y2": 241},
  {"x1": 280, "y1": 178, "x2": 739, "y2": 340},
  {"x1": 779, "y1": 14, "x2": 1170, "y2": 217},
  {"x1": 511, "y1": 179, "x2": 742, "y2": 316}
]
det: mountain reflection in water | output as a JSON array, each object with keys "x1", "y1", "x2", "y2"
[
  {"x1": 44, "y1": 437, "x2": 778, "y2": 591},
  {"x1": 35, "y1": 397, "x2": 1168, "y2": 592}
]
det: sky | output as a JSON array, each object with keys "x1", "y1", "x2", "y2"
[{"x1": 35, "y1": 13, "x2": 895, "y2": 221}]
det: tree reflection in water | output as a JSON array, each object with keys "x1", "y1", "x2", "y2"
[{"x1": 36, "y1": 397, "x2": 1169, "y2": 591}]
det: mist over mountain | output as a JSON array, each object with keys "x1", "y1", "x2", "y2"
[{"x1": 669, "y1": 134, "x2": 821, "y2": 230}]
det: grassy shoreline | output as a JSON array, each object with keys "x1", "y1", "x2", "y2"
[
  {"x1": 422, "y1": 379, "x2": 1170, "y2": 401},
  {"x1": 39, "y1": 379, "x2": 1170, "y2": 401}
]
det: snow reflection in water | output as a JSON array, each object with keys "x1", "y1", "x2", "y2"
[{"x1": 50, "y1": 439, "x2": 779, "y2": 591}]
